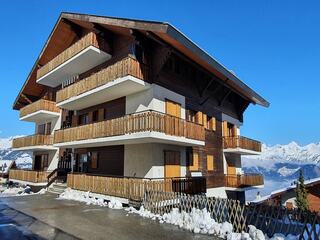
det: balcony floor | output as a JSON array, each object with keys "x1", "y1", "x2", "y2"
[
  {"x1": 36, "y1": 46, "x2": 111, "y2": 87},
  {"x1": 223, "y1": 148, "x2": 261, "y2": 155},
  {"x1": 12, "y1": 146, "x2": 58, "y2": 151},
  {"x1": 54, "y1": 131, "x2": 205, "y2": 148},
  {"x1": 57, "y1": 76, "x2": 150, "y2": 110},
  {"x1": 20, "y1": 110, "x2": 60, "y2": 122}
]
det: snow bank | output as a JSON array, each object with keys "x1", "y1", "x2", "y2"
[
  {"x1": 125, "y1": 207, "x2": 299, "y2": 240},
  {"x1": 58, "y1": 188, "x2": 123, "y2": 209},
  {"x1": 0, "y1": 185, "x2": 46, "y2": 197}
]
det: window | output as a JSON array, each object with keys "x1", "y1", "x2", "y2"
[
  {"x1": 90, "y1": 152, "x2": 99, "y2": 169},
  {"x1": 78, "y1": 114, "x2": 89, "y2": 125},
  {"x1": 37, "y1": 124, "x2": 46, "y2": 134},
  {"x1": 186, "y1": 109, "x2": 196, "y2": 122},
  {"x1": 92, "y1": 110, "x2": 99, "y2": 122},
  {"x1": 188, "y1": 152, "x2": 199, "y2": 171},
  {"x1": 207, "y1": 154, "x2": 214, "y2": 171},
  {"x1": 45, "y1": 122, "x2": 51, "y2": 135},
  {"x1": 42, "y1": 154, "x2": 49, "y2": 169},
  {"x1": 206, "y1": 116, "x2": 216, "y2": 131}
]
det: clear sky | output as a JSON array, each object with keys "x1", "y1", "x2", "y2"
[{"x1": 0, "y1": 0, "x2": 319, "y2": 145}]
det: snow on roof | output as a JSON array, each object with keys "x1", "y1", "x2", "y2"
[
  {"x1": 0, "y1": 160, "x2": 14, "y2": 174},
  {"x1": 251, "y1": 177, "x2": 320, "y2": 203}
]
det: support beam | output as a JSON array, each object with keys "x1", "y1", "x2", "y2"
[
  {"x1": 219, "y1": 90, "x2": 232, "y2": 106},
  {"x1": 20, "y1": 93, "x2": 32, "y2": 104}
]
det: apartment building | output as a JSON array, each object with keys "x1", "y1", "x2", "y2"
[{"x1": 10, "y1": 12, "x2": 269, "y2": 202}]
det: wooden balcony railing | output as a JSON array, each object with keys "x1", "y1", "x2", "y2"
[
  {"x1": 206, "y1": 173, "x2": 264, "y2": 188},
  {"x1": 56, "y1": 56, "x2": 148, "y2": 103},
  {"x1": 12, "y1": 134, "x2": 53, "y2": 149},
  {"x1": 9, "y1": 169, "x2": 50, "y2": 183},
  {"x1": 67, "y1": 173, "x2": 206, "y2": 201},
  {"x1": 20, "y1": 99, "x2": 60, "y2": 119},
  {"x1": 37, "y1": 32, "x2": 101, "y2": 80},
  {"x1": 54, "y1": 110, "x2": 205, "y2": 144},
  {"x1": 223, "y1": 136, "x2": 262, "y2": 152}
]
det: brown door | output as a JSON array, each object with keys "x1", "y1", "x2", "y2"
[
  {"x1": 34, "y1": 155, "x2": 42, "y2": 170},
  {"x1": 164, "y1": 150, "x2": 181, "y2": 178}
]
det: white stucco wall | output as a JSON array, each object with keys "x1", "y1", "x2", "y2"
[
  {"x1": 124, "y1": 143, "x2": 187, "y2": 178},
  {"x1": 206, "y1": 187, "x2": 228, "y2": 198},
  {"x1": 34, "y1": 113, "x2": 61, "y2": 134},
  {"x1": 126, "y1": 84, "x2": 186, "y2": 119}
]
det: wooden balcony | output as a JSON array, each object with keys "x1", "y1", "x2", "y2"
[
  {"x1": 56, "y1": 56, "x2": 149, "y2": 110},
  {"x1": 19, "y1": 99, "x2": 60, "y2": 122},
  {"x1": 12, "y1": 134, "x2": 54, "y2": 150},
  {"x1": 9, "y1": 169, "x2": 50, "y2": 184},
  {"x1": 54, "y1": 111, "x2": 205, "y2": 147},
  {"x1": 67, "y1": 173, "x2": 206, "y2": 201},
  {"x1": 223, "y1": 136, "x2": 262, "y2": 154},
  {"x1": 206, "y1": 173, "x2": 264, "y2": 189},
  {"x1": 36, "y1": 32, "x2": 111, "y2": 87}
]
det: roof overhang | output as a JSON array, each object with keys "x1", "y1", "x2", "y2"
[{"x1": 13, "y1": 12, "x2": 269, "y2": 110}]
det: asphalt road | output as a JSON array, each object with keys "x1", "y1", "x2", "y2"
[{"x1": 0, "y1": 193, "x2": 216, "y2": 240}]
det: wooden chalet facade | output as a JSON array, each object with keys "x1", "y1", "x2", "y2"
[{"x1": 10, "y1": 12, "x2": 269, "y2": 202}]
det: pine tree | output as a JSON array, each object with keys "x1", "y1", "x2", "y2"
[{"x1": 295, "y1": 169, "x2": 309, "y2": 211}]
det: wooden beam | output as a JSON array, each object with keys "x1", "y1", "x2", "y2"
[
  {"x1": 151, "y1": 45, "x2": 172, "y2": 81},
  {"x1": 219, "y1": 90, "x2": 232, "y2": 106},
  {"x1": 21, "y1": 93, "x2": 32, "y2": 104},
  {"x1": 199, "y1": 78, "x2": 214, "y2": 97}
]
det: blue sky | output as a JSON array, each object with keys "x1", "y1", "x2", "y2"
[{"x1": 0, "y1": 1, "x2": 319, "y2": 145}]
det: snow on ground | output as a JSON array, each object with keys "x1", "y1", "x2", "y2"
[
  {"x1": 0, "y1": 185, "x2": 46, "y2": 197},
  {"x1": 58, "y1": 188, "x2": 298, "y2": 240},
  {"x1": 58, "y1": 188, "x2": 123, "y2": 209}
]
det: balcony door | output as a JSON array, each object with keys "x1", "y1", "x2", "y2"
[
  {"x1": 223, "y1": 121, "x2": 237, "y2": 137},
  {"x1": 164, "y1": 150, "x2": 180, "y2": 178}
]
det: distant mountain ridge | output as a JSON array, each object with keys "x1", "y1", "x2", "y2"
[
  {"x1": 243, "y1": 141, "x2": 320, "y2": 200},
  {"x1": 0, "y1": 137, "x2": 32, "y2": 169}
]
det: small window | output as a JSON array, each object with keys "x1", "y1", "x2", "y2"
[
  {"x1": 91, "y1": 152, "x2": 99, "y2": 169},
  {"x1": 78, "y1": 114, "x2": 89, "y2": 125},
  {"x1": 207, "y1": 154, "x2": 214, "y2": 171},
  {"x1": 37, "y1": 124, "x2": 46, "y2": 134},
  {"x1": 92, "y1": 110, "x2": 99, "y2": 122},
  {"x1": 186, "y1": 109, "x2": 196, "y2": 123},
  {"x1": 188, "y1": 152, "x2": 199, "y2": 171}
]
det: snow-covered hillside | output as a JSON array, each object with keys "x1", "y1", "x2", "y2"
[
  {"x1": 243, "y1": 142, "x2": 320, "y2": 200},
  {"x1": 0, "y1": 137, "x2": 32, "y2": 169}
]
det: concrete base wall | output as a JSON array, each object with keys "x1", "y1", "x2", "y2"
[{"x1": 124, "y1": 143, "x2": 187, "y2": 178}]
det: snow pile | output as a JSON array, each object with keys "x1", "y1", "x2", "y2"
[
  {"x1": 0, "y1": 185, "x2": 46, "y2": 197},
  {"x1": 58, "y1": 188, "x2": 123, "y2": 209},
  {"x1": 125, "y1": 206, "x2": 299, "y2": 240}
]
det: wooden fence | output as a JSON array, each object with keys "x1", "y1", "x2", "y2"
[
  {"x1": 223, "y1": 136, "x2": 262, "y2": 152},
  {"x1": 54, "y1": 110, "x2": 205, "y2": 144},
  {"x1": 143, "y1": 190, "x2": 320, "y2": 239},
  {"x1": 9, "y1": 169, "x2": 50, "y2": 183},
  {"x1": 12, "y1": 134, "x2": 53, "y2": 148},
  {"x1": 56, "y1": 56, "x2": 148, "y2": 103},
  {"x1": 37, "y1": 32, "x2": 100, "y2": 79},
  {"x1": 66, "y1": 174, "x2": 207, "y2": 201},
  {"x1": 19, "y1": 99, "x2": 60, "y2": 119}
]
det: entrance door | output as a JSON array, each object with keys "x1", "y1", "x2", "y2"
[
  {"x1": 164, "y1": 150, "x2": 181, "y2": 178},
  {"x1": 34, "y1": 155, "x2": 42, "y2": 170}
]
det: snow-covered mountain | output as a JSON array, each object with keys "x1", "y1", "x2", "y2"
[
  {"x1": 243, "y1": 142, "x2": 320, "y2": 200},
  {"x1": 0, "y1": 137, "x2": 32, "y2": 169}
]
